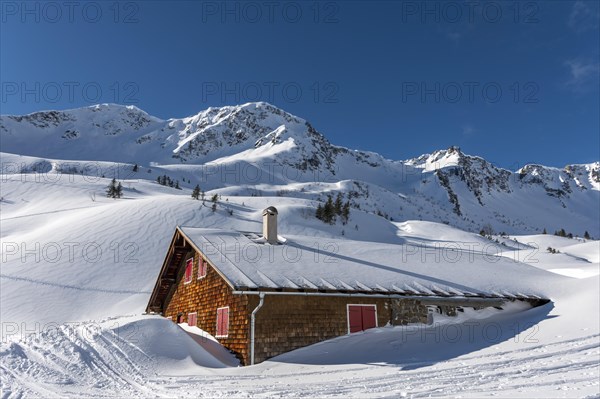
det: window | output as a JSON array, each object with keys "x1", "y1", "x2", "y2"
[
  {"x1": 188, "y1": 312, "x2": 197, "y2": 327},
  {"x1": 184, "y1": 258, "x2": 193, "y2": 284},
  {"x1": 197, "y1": 257, "x2": 207, "y2": 279},
  {"x1": 347, "y1": 304, "x2": 377, "y2": 333},
  {"x1": 216, "y1": 307, "x2": 229, "y2": 338}
]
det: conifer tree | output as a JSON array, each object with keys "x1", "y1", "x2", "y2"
[
  {"x1": 210, "y1": 193, "x2": 218, "y2": 210},
  {"x1": 316, "y1": 203, "x2": 324, "y2": 220},
  {"x1": 192, "y1": 184, "x2": 201, "y2": 200},
  {"x1": 323, "y1": 195, "x2": 335, "y2": 224},
  {"x1": 334, "y1": 193, "x2": 343, "y2": 215},
  {"x1": 341, "y1": 201, "x2": 350, "y2": 224},
  {"x1": 106, "y1": 178, "x2": 122, "y2": 199},
  {"x1": 106, "y1": 178, "x2": 116, "y2": 198}
]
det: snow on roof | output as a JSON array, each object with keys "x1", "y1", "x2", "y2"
[{"x1": 178, "y1": 227, "x2": 550, "y2": 298}]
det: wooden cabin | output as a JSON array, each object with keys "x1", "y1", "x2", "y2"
[{"x1": 146, "y1": 207, "x2": 547, "y2": 365}]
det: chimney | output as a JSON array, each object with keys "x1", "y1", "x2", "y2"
[{"x1": 262, "y1": 206, "x2": 278, "y2": 244}]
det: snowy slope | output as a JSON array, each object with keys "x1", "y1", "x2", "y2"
[
  {"x1": 495, "y1": 234, "x2": 600, "y2": 279},
  {"x1": 1, "y1": 103, "x2": 598, "y2": 236}
]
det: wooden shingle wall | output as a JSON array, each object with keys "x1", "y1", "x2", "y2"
[
  {"x1": 163, "y1": 249, "x2": 251, "y2": 364},
  {"x1": 250, "y1": 295, "x2": 392, "y2": 364}
]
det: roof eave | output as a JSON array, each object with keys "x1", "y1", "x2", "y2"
[{"x1": 176, "y1": 226, "x2": 238, "y2": 291}]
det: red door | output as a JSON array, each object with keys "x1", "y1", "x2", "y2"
[
  {"x1": 348, "y1": 305, "x2": 377, "y2": 333},
  {"x1": 361, "y1": 305, "x2": 376, "y2": 330},
  {"x1": 348, "y1": 306, "x2": 363, "y2": 333}
]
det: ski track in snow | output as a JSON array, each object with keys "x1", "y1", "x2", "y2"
[
  {"x1": 2, "y1": 326, "x2": 598, "y2": 398},
  {"x1": 0, "y1": 274, "x2": 151, "y2": 295}
]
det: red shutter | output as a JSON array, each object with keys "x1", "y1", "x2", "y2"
[
  {"x1": 222, "y1": 308, "x2": 229, "y2": 336},
  {"x1": 198, "y1": 258, "x2": 207, "y2": 278},
  {"x1": 216, "y1": 307, "x2": 229, "y2": 337},
  {"x1": 188, "y1": 313, "x2": 197, "y2": 327},
  {"x1": 216, "y1": 308, "x2": 222, "y2": 336},
  {"x1": 348, "y1": 306, "x2": 363, "y2": 333},
  {"x1": 184, "y1": 258, "x2": 193, "y2": 283}
]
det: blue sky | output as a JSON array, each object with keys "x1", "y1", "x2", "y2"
[{"x1": 1, "y1": 0, "x2": 598, "y2": 167}]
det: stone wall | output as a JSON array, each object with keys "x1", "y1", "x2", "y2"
[{"x1": 390, "y1": 298, "x2": 430, "y2": 325}]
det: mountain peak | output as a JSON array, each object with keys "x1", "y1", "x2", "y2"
[
  {"x1": 446, "y1": 145, "x2": 462, "y2": 154},
  {"x1": 184, "y1": 101, "x2": 304, "y2": 123},
  {"x1": 404, "y1": 145, "x2": 467, "y2": 171}
]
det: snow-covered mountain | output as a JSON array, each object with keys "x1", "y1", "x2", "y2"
[
  {"x1": 1, "y1": 103, "x2": 599, "y2": 398},
  {"x1": 1, "y1": 102, "x2": 598, "y2": 236}
]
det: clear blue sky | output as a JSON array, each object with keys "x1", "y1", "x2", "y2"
[{"x1": 1, "y1": 1, "x2": 598, "y2": 168}]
